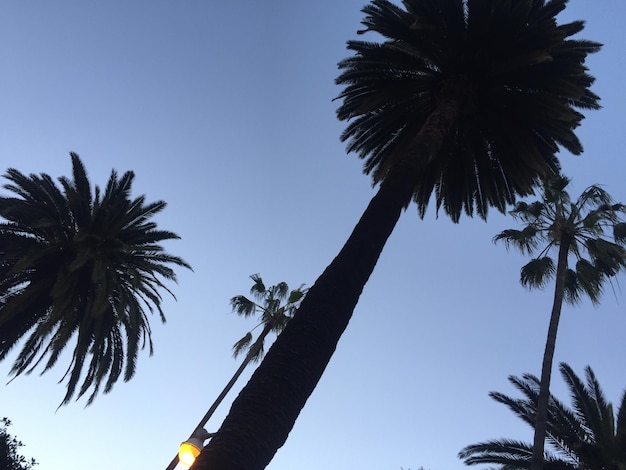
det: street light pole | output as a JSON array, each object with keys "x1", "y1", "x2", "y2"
[{"x1": 165, "y1": 324, "x2": 272, "y2": 470}]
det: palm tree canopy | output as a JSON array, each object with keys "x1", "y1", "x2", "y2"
[
  {"x1": 335, "y1": 0, "x2": 601, "y2": 222},
  {"x1": 494, "y1": 176, "x2": 626, "y2": 305},
  {"x1": 0, "y1": 153, "x2": 191, "y2": 405},
  {"x1": 458, "y1": 363, "x2": 626, "y2": 470},
  {"x1": 230, "y1": 274, "x2": 306, "y2": 362}
]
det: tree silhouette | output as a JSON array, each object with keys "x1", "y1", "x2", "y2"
[
  {"x1": 494, "y1": 176, "x2": 626, "y2": 468},
  {"x1": 0, "y1": 153, "x2": 191, "y2": 405}
]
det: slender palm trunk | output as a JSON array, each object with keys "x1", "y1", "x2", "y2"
[
  {"x1": 530, "y1": 238, "x2": 570, "y2": 470},
  {"x1": 165, "y1": 324, "x2": 273, "y2": 470},
  {"x1": 190, "y1": 172, "x2": 413, "y2": 470},
  {"x1": 191, "y1": 96, "x2": 458, "y2": 470}
]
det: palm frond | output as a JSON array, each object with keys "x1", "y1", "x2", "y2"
[
  {"x1": 586, "y1": 238, "x2": 626, "y2": 277},
  {"x1": 566, "y1": 259, "x2": 603, "y2": 305},
  {"x1": 613, "y1": 222, "x2": 626, "y2": 243},
  {"x1": 460, "y1": 363, "x2": 625, "y2": 469},
  {"x1": 520, "y1": 257, "x2": 555, "y2": 289},
  {"x1": 249, "y1": 273, "x2": 266, "y2": 300},
  {"x1": 494, "y1": 227, "x2": 541, "y2": 255},
  {"x1": 287, "y1": 287, "x2": 306, "y2": 304},
  {"x1": 458, "y1": 438, "x2": 533, "y2": 467},
  {"x1": 232, "y1": 332, "x2": 253, "y2": 359},
  {"x1": 230, "y1": 295, "x2": 258, "y2": 317}
]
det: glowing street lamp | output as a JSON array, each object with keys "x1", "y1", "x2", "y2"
[
  {"x1": 165, "y1": 276, "x2": 305, "y2": 469},
  {"x1": 164, "y1": 328, "x2": 267, "y2": 470},
  {"x1": 176, "y1": 429, "x2": 215, "y2": 468}
]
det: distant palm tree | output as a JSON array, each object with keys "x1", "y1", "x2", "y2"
[
  {"x1": 165, "y1": 274, "x2": 305, "y2": 470},
  {"x1": 230, "y1": 274, "x2": 306, "y2": 363},
  {"x1": 192, "y1": 2, "x2": 601, "y2": 469},
  {"x1": 0, "y1": 153, "x2": 191, "y2": 405},
  {"x1": 458, "y1": 362, "x2": 626, "y2": 470},
  {"x1": 494, "y1": 176, "x2": 626, "y2": 469}
]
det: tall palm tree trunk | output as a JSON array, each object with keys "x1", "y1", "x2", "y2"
[
  {"x1": 191, "y1": 170, "x2": 414, "y2": 470},
  {"x1": 191, "y1": 96, "x2": 458, "y2": 470},
  {"x1": 531, "y1": 239, "x2": 570, "y2": 470},
  {"x1": 165, "y1": 324, "x2": 273, "y2": 470}
]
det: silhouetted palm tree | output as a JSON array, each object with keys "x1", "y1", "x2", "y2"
[
  {"x1": 230, "y1": 274, "x2": 306, "y2": 363},
  {"x1": 494, "y1": 176, "x2": 626, "y2": 469},
  {"x1": 459, "y1": 363, "x2": 626, "y2": 470},
  {"x1": 192, "y1": 2, "x2": 601, "y2": 468},
  {"x1": 0, "y1": 153, "x2": 191, "y2": 405}
]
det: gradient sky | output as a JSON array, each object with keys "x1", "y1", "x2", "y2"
[{"x1": 1, "y1": 2, "x2": 625, "y2": 470}]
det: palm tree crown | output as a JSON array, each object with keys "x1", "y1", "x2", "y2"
[
  {"x1": 230, "y1": 274, "x2": 306, "y2": 362},
  {"x1": 0, "y1": 153, "x2": 191, "y2": 405},
  {"x1": 336, "y1": 0, "x2": 601, "y2": 221},
  {"x1": 493, "y1": 176, "x2": 626, "y2": 469},
  {"x1": 495, "y1": 176, "x2": 626, "y2": 304},
  {"x1": 458, "y1": 363, "x2": 626, "y2": 469}
]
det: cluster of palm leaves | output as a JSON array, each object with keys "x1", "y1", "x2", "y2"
[
  {"x1": 230, "y1": 274, "x2": 306, "y2": 362},
  {"x1": 459, "y1": 363, "x2": 626, "y2": 469},
  {"x1": 495, "y1": 177, "x2": 626, "y2": 304},
  {"x1": 0, "y1": 153, "x2": 190, "y2": 405},
  {"x1": 335, "y1": 0, "x2": 600, "y2": 221}
]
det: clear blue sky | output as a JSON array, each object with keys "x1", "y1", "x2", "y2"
[{"x1": 1, "y1": 2, "x2": 625, "y2": 470}]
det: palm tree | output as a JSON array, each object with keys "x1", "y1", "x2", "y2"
[
  {"x1": 458, "y1": 362, "x2": 626, "y2": 469},
  {"x1": 0, "y1": 153, "x2": 191, "y2": 405},
  {"x1": 192, "y1": 2, "x2": 601, "y2": 468},
  {"x1": 229, "y1": 274, "x2": 306, "y2": 364},
  {"x1": 493, "y1": 176, "x2": 626, "y2": 469},
  {"x1": 165, "y1": 274, "x2": 305, "y2": 470}
]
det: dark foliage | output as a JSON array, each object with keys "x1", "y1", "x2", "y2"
[
  {"x1": 0, "y1": 153, "x2": 191, "y2": 405},
  {"x1": 0, "y1": 418, "x2": 37, "y2": 470}
]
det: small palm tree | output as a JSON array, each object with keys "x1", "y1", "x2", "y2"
[
  {"x1": 193, "y1": 2, "x2": 602, "y2": 468},
  {"x1": 494, "y1": 176, "x2": 626, "y2": 469},
  {"x1": 458, "y1": 362, "x2": 626, "y2": 470},
  {"x1": 164, "y1": 274, "x2": 305, "y2": 470},
  {"x1": 230, "y1": 274, "x2": 306, "y2": 363},
  {"x1": 0, "y1": 153, "x2": 191, "y2": 405}
]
